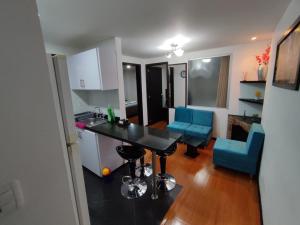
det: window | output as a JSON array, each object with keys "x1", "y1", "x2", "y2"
[{"x1": 188, "y1": 55, "x2": 230, "y2": 108}]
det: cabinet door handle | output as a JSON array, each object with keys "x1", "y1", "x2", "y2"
[
  {"x1": 78, "y1": 131, "x2": 82, "y2": 139},
  {"x1": 80, "y1": 79, "x2": 85, "y2": 88}
]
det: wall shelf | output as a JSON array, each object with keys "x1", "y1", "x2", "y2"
[
  {"x1": 239, "y1": 98, "x2": 264, "y2": 105},
  {"x1": 240, "y1": 80, "x2": 266, "y2": 84}
]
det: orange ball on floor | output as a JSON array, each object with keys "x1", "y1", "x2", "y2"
[{"x1": 102, "y1": 167, "x2": 111, "y2": 176}]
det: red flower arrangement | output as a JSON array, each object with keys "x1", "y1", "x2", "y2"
[{"x1": 256, "y1": 46, "x2": 271, "y2": 65}]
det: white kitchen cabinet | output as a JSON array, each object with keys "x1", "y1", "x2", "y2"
[
  {"x1": 67, "y1": 38, "x2": 119, "y2": 90},
  {"x1": 77, "y1": 128, "x2": 123, "y2": 177},
  {"x1": 77, "y1": 129, "x2": 101, "y2": 175}
]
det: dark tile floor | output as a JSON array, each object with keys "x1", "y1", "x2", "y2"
[{"x1": 83, "y1": 165, "x2": 182, "y2": 225}]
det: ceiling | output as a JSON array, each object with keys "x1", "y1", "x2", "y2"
[{"x1": 37, "y1": 0, "x2": 290, "y2": 58}]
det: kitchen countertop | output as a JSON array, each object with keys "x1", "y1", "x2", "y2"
[{"x1": 86, "y1": 122, "x2": 182, "y2": 153}]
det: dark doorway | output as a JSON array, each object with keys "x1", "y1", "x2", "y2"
[
  {"x1": 146, "y1": 62, "x2": 169, "y2": 125},
  {"x1": 169, "y1": 67, "x2": 174, "y2": 108},
  {"x1": 122, "y1": 62, "x2": 143, "y2": 125}
]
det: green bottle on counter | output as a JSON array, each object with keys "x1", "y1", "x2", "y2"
[{"x1": 107, "y1": 106, "x2": 115, "y2": 123}]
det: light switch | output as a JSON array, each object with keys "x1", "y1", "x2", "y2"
[
  {"x1": 0, "y1": 190, "x2": 14, "y2": 205},
  {"x1": 0, "y1": 180, "x2": 24, "y2": 218}
]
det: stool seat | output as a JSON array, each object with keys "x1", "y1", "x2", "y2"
[
  {"x1": 116, "y1": 145, "x2": 147, "y2": 199},
  {"x1": 116, "y1": 145, "x2": 145, "y2": 161}
]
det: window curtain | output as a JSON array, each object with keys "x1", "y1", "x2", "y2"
[{"x1": 216, "y1": 56, "x2": 230, "y2": 107}]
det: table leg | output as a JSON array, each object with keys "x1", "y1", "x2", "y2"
[
  {"x1": 151, "y1": 151, "x2": 158, "y2": 200},
  {"x1": 184, "y1": 144, "x2": 199, "y2": 158}
]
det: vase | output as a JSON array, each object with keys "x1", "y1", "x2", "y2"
[
  {"x1": 257, "y1": 64, "x2": 264, "y2": 81},
  {"x1": 263, "y1": 65, "x2": 268, "y2": 80}
]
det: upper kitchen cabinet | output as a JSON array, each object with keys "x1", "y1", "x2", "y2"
[{"x1": 67, "y1": 38, "x2": 120, "y2": 90}]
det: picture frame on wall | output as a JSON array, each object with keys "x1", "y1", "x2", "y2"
[{"x1": 273, "y1": 16, "x2": 300, "y2": 90}]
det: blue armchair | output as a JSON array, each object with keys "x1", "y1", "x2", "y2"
[{"x1": 213, "y1": 123, "x2": 265, "y2": 176}]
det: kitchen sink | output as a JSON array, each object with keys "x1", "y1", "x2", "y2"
[
  {"x1": 83, "y1": 118, "x2": 106, "y2": 128},
  {"x1": 75, "y1": 111, "x2": 107, "y2": 128}
]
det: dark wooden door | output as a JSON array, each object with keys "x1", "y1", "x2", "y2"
[
  {"x1": 169, "y1": 67, "x2": 174, "y2": 108},
  {"x1": 146, "y1": 67, "x2": 163, "y2": 124}
]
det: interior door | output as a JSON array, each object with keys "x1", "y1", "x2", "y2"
[
  {"x1": 169, "y1": 67, "x2": 174, "y2": 108},
  {"x1": 146, "y1": 66, "x2": 163, "y2": 124},
  {"x1": 49, "y1": 55, "x2": 90, "y2": 225}
]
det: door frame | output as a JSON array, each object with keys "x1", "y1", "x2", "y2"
[
  {"x1": 145, "y1": 62, "x2": 169, "y2": 124},
  {"x1": 169, "y1": 63, "x2": 188, "y2": 107},
  {"x1": 47, "y1": 54, "x2": 90, "y2": 225},
  {"x1": 122, "y1": 62, "x2": 144, "y2": 125}
]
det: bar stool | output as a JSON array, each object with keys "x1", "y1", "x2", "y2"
[
  {"x1": 116, "y1": 145, "x2": 147, "y2": 199},
  {"x1": 156, "y1": 144, "x2": 177, "y2": 191},
  {"x1": 135, "y1": 156, "x2": 153, "y2": 178}
]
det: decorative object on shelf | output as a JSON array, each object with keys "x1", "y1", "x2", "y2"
[
  {"x1": 242, "y1": 71, "x2": 248, "y2": 81},
  {"x1": 256, "y1": 46, "x2": 271, "y2": 81},
  {"x1": 273, "y1": 16, "x2": 300, "y2": 91},
  {"x1": 255, "y1": 90, "x2": 262, "y2": 100}
]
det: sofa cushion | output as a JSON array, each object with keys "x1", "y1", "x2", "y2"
[
  {"x1": 214, "y1": 138, "x2": 247, "y2": 155},
  {"x1": 167, "y1": 121, "x2": 191, "y2": 134},
  {"x1": 184, "y1": 124, "x2": 212, "y2": 139},
  {"x1": 192, "y1": 109, "x2": 213, "y2": 127},
  {"x1": 175, "y1": 107, "x2": 193, "y2": 123}
]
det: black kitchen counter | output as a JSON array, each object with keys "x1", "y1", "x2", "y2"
[{"x1": 86, "y1": 122, "x2": 182, "y2": 153}]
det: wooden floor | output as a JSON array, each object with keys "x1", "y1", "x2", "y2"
[
  {"x1": 128, "y1": 115, "x2": 139, "y2": 124},
  {"x1": 146, "y1": 121, "x2": 261, "y2": 225}
]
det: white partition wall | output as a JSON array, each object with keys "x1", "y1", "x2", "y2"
[
  {"x1": 0, "y1": 1, "x2": 79, "y2": 225},
  {"x1": 260, "y1": 1, "x2": 300, "y2": 224}
]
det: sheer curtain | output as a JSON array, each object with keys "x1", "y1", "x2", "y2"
[{"x1": 216, "y1": 56, "x2": 230, "y2": 107}]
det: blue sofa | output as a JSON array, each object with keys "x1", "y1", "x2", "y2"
[
  {"x1": 167, "y1": 107, "x2": 213, "y2": 145},
  {"x1": 213, "y1": 123, "x2": 265, "y2": 176}
]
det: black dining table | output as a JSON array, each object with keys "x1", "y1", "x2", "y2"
[{"x1": 86, "y1": 122, "x2": 182, "y2": 200}]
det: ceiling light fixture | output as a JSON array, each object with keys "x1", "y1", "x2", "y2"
[
  {"x1": 174, "y1": 48, "x2": 184, "y2": 57},
  {"x1": 159, "y1": 34, "x2": 190, "y2": 50},
  {"x1": 126, "y1": 65, "x2": 131, "y2": 69},
  {"x1": 165, "y1": 44, "x2": 185, "y2": 58},
  {"x1": 202, "y1": 58, "x2": 211, "y2": 63},
  {"x1": 251, "y1": 36, "x2": 257, "y2": 41},
  {"x1": 166, "y1": 53, "x2": 172, "y2": 59}
]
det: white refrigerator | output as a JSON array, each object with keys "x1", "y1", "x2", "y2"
[{"x1": 46, "y1": 54, "x2": 90, "y2": 225}]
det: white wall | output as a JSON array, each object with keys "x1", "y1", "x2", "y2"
[
  {"x1": 260, "y1": 1, "x2": 300, "y2": 225},
  {"x1": 0, "y1": 1, "x2": 78, "y2": 225},
  {"x1": 172, "y1": 64, "x2": 186, "y2": 107},
  {"x1": 145, "y1": 40, "x2": 270, "y2": 136},
  {"x1": 123, "y1": 66, "x2": 138, "y2": 102}
]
